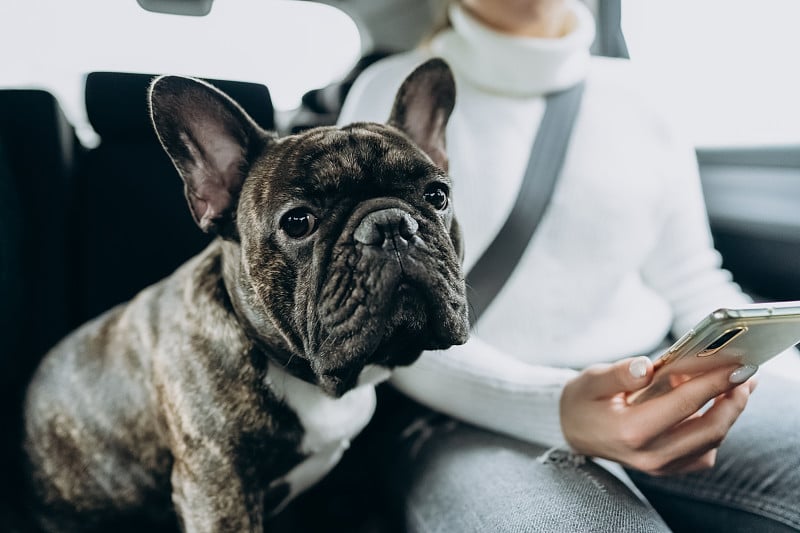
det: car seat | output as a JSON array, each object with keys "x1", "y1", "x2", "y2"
[
  {"x1": 76, "y1": 72, "x2": 275, "y2": 321},
  {"x1": 0, "y1": 89, "x2": 80, "y2": 529}
]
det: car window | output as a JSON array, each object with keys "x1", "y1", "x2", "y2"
[
  {"x1": 0, "y1": 0, "x2": 361, "y2": 145},
  {"x1": 622, "y1": 0, "x2": 800, "y2": 147}
]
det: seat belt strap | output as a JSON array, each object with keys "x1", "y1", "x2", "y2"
[{"x1": 466, "y1": 82, "x2": 585, "y2": 326}]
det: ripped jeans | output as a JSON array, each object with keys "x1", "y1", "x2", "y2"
[{"x1": 361, "y1": 371, "x2": 800, "y2": 533}]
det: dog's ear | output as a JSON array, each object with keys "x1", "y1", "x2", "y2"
[
  {"x1": 149, "y1": 76, "x2": 266, "y2": 234},
  {"x1": 388, "y1": 58, "x2": 456, "y2": 171}
]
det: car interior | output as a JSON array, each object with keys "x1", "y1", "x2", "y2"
[{"x1": 1, "y1": 0, "x2": 798, "y2": 531}]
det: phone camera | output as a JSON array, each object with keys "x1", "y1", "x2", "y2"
[{"x1": 698, "y1": 327, "x2": 746, "y2": 357}]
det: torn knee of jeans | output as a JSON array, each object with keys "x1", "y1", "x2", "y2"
[{"x1": 537, "y1": 447, "x2": 587, "y2": 467}]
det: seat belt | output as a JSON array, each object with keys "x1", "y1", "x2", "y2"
[{"x1": 466, "y1": 82, "x2": 585, "y2": 326}]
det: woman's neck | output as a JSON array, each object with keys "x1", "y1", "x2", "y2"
[
  {"x1": 429, "y1": 0, "x2": 595, "y2": 96},
  {"x1": 461, "y1": 0, "x2": 574, "y2": 38}
]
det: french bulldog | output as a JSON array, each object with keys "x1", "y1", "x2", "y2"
[{"x1": 23, "y1": 58, "x2": 469, "y2": 532}]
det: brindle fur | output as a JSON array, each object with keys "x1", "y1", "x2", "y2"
[{"x1": 23, "y1": 59, "x2": 468, "y2": 532}]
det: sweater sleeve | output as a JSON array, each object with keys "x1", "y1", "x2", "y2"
[
  {"x1": 390, "y1": 337, "x2": 577, "y2": 450},
  {"x1": 639, "y1": 121, "x2": 800, "y2": 367},
  {"x1": 640, "y1": 122, "x2": 751, "y2": 336}
]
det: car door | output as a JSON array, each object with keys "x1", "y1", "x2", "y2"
[{"x1": 698, "y1": 146, "x2": 800, "y2": 300}]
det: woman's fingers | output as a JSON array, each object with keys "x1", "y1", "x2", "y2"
[
  {"x1": 560, "y1": 358, "x2": 758, "y2": 472},
  {"x1": 624, "y1": 380, "x2": 753, "y2": 475},
  {"x1": 627, "y1": 364, "x2": 756, "y2": 438},
  {"x1": 646, "y1": 449, "x2": 719, "y2": 477},
  {"x1": 662, "y1": 379, "x2": 754, "y2": 456}
]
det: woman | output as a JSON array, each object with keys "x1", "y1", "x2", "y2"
[{"x1": 336, "y1": 0, "x2": 800, "y2": 531}]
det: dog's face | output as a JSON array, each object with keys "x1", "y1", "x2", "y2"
[{"x1": 149, "y1": 60, "x2": 469, "y2": 396}]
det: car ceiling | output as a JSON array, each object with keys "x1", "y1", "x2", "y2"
[{"x1": 134, "y1": 0, "x2": 622, "y2": 58}]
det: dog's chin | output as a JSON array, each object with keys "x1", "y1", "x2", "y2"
[
  {"x1": 313, "y1": 286, "x2": 457, "y2": 398},
  {"x1": 315, "y1": 374, "x2": 360, "y2": 398},
  {"x1": 313, "y1": 330, "x2": 429, "y2": 398}
]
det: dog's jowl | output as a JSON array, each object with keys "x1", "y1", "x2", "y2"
[{"x1": 23, "y1": 59, "x2": 468, "y2": 532}]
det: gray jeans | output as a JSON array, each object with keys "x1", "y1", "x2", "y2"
[
  {"x1": 379, "y1": 371, "x2": 800, "y2": 533},
  {"x1": 271, "y1": 371, "x2": 800, "y2": 532}
]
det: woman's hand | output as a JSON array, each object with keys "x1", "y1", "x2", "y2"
[{"x1": 560, "y1": 357, "x2": 757, "y2": 476}]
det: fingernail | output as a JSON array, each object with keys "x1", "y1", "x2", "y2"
[
  {"x1": 729, "y1": 364, "x2": 758, "y2": 384},
  {"x1": 629, "y1": 357, "x2": 649, "y2": 379}
]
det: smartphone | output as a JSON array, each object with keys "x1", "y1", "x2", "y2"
[{"x1": 626, "y1": 301, "x2": 800, "y2": 405}]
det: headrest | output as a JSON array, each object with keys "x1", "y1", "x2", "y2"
[
  {"x1": 0, "y1": 89, "x2": 76, "y2": 177},
  {"x1": 0, "y1": 89, "x2": 71, "y2": 142},
  {"x1": 85, "y1": 72, "x2": 275, "y2": 140}
]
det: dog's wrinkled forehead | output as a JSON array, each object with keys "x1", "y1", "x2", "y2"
[{"x1": 265, "y1": 122, "x2": 444, "y2": 196}]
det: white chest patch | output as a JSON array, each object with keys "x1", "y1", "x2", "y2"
[{"x1": 265, "y1": 362, "x2": 390, "y2": 513}]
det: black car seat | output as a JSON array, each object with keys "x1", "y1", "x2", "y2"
[
  {"x1": 76, "y1": 72, "x2": 275, "y2": 321},
  {"x1": 0, "y1": 141, "x2": 24, "y2": 388},
  {"x1": 0, "y1": 89, "x2": 80, "y2": 528},
  {"x1": 0, "y1": 141, "x2": 25, "y2": 528},
  {"x1": 0, "y1": 89, "x2": 79, "y2": 361}
]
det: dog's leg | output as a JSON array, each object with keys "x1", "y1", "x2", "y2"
[{"x1": 171, "y1": 459, "x2": 264, "y2": 533}]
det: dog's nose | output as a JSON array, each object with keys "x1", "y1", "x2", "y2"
[{"x1": 354, "y1": 208, "x2": 418, "y2": 248}]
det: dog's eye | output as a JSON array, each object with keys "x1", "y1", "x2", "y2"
[
  {"x1": 423, "y1": 183, "x2": 449, "y2": 211},
  {"x1": 280, "y1": 208, "x2": 319, "y2": 239}
]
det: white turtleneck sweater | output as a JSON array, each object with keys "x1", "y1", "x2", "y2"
[{"x1": 337, "y1": 1, "x2": 794, "y2": 449}]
